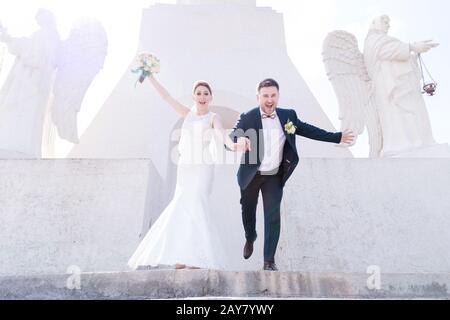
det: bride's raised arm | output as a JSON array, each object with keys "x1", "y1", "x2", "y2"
[{"x1": 147, "y1": 75, "x2": 191, "y2": 117}]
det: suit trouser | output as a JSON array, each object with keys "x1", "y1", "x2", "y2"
[{"x1": 240, "y1": 169, "x2": 284, "y2": 262}]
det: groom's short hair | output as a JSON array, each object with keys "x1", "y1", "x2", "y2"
[{"x1": 257, "y1": 78, "x2": 279, "y2": 92}]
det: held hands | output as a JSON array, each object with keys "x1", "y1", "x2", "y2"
[
  {"x1": 235, "y1": 137, "x2": 251, "y2": 152},
  {"x1": 410, "y1": 40, "x2": 440, "y2": 54}
]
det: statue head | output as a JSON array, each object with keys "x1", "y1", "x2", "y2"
[
  {"x1": 35, "y1": 8, "x2": 57, "y2": 30},
  {"x1": 369, "y1": 15, "x2": 390, "y2": 34}
]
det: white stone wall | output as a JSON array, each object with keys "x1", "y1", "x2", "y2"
[
  {"x1": 0, "y1": 160, "x2": 163, "y2": 276},
  {"x1": 278, "y1": 159, "x2": 450, "y2": 273},
  {"x1": 1, "y1": 159, "x2": 449, "y2": 276}
]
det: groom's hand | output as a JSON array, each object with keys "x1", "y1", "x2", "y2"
[{"x1": 341, "y1": 129, "x2": 356, "y2": 145}]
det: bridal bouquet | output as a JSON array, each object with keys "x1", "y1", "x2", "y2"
[{"x1": 131, "y1": 52, "x2": 160, "y2": 85}]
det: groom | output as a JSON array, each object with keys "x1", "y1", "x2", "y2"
[{"x1": 231, "y1": 79, "x2": 355, "y2": 271}]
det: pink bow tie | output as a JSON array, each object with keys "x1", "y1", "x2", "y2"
[{"x1": 262, "y1": 113, "x2": 276, "y2": 120}]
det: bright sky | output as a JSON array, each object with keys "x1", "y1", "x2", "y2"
[{"x1": 0, "y1": 0, "x2": 448, "y2": 157}]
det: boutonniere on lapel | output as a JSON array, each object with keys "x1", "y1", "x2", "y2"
[{"x1": 284, "y1": 119, "x2": 297, "y2": 135}]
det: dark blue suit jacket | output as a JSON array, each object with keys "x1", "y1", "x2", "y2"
[{"x1": 231, "y1": 107, "x2": 342, "y2": 190}]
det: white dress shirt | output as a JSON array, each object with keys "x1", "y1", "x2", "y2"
[{"x1": 259, "y1": 108, "x2": 287, "y2": 172}]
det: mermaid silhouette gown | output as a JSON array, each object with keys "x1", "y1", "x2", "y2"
[{"x1": 128, "y1": 110, "x2": 227, "y2": 270}]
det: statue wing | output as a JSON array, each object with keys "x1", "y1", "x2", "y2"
[
  {"x1": 52, "y1": 18, "x2": 108, "y2": 144},
  {"x1": 323, "y1": 30, "x2": 382, "y2": 157}
]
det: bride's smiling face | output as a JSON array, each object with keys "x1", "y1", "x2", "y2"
[{"x1": 193, "y1": 86, "x2": 212, "y2": 109}]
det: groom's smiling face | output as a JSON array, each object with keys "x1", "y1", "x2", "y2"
[{"x1": 257, "y1": 86, "x2": 279, "y2": 115}]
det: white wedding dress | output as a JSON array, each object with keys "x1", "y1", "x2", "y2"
[{"x1": 128, "y1": 110, "x2": 227, "y2": 270}]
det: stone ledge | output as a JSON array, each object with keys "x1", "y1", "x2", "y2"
[{"x1": 1, "y1": 271, "x2": 448, "y2": 300}]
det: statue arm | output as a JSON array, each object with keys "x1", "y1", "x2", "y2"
[
  {"x1": 410, "y1": 40, "x2": 440, "y2": 54},
  {"x1": 0, "y1": 27, "x2": 51, "y2": 64},
  {"x1": 2, "y1": 35, "x2": 34, "y2": 60},
  {"x1": 377, "y1": 36, "x2": 411, "y2": 62},
  {"x1": 0, "y1": 24, "x2": 28, "y2": 56},
  {"x1": 147, "y1": 75, "x2": 191, "y2": 117}
]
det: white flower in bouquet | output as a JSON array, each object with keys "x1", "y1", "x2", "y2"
[{"x1": 132, "y1": 52, "x2": 160, "y2": 84}]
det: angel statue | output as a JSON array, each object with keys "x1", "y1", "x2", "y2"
[
  {"x1": 323, "y1": 15, "x2": 439, "y2": 158},
  {"x1": 0, "y1": 8, "x2": 107, "y2": 158}
]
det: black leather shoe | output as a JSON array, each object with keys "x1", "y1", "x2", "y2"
[
  {"x1": 263, "y1": 262, "x2": 278, "y2": 272},
  {"x1": 243, "y1": 241, "x2": 254, "y2": 260}
]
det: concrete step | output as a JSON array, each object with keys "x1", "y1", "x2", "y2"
[{"x1": 1, "y1": 270, "x2": 449, "y2": 300}]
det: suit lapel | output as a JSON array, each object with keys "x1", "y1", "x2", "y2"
[
  {"x1": 254, "y1": 108, "x2": 264, "y2": 162},
  {"x1": 255, "y1": 108, "x2": 263, "y2": 131},
  {"x1": 276, "y1": 109, "x2": 294, "y2": 148}
]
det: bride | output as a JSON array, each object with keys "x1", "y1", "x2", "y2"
[{"x1": 128, "y1": 75, "x2": 245, "y2": 270}]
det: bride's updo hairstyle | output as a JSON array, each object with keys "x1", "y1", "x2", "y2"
[{"x1": 193, "y1": 81, "x2": 212, "y2": 95}]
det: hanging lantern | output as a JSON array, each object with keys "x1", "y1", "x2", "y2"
[
  {"x1": 423, "y1": 83, "x2": 437, "y2": 96},
  {"x1": 418, "y1": 54, "x2": 437, "y2": 96}
]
